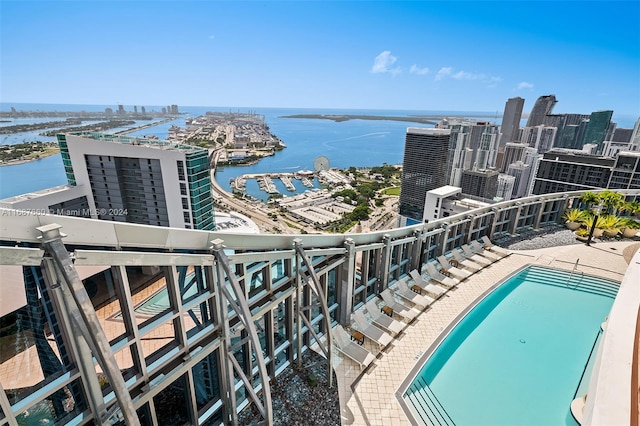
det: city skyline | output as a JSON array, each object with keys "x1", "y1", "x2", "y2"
[{"x1": 1, "y1": 1, "x2": 639, "y2": 115}]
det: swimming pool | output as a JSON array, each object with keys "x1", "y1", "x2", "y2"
[{"x1": 399, "y1": 265, "x2": 619, "y2": 426}]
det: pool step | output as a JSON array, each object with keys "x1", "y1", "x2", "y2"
[
  {"x1": 404, "y1": 376, "x2": 456, "y2": 426},
  {"x1": 523, "y1": 267, "x2": 619, "y2": 299}
]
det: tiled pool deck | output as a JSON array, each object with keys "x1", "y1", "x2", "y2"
[{"x1": 334, "y1": 241, "x2": 635, "y2": 425}]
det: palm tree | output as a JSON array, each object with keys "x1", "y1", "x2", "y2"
[
  {"x1": 620, "y1": 200, "x2": 640, "y2": 219},
  {"x1": 597, "y1": 190, "x2": 625, "y2": 215},
  {"x1": 580, "y1": 191, "x2": 599, "y2": 209}
]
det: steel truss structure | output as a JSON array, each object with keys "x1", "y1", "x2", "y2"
[{"x1": 0, "y1": 190, "x2": 638, "y2": 425}]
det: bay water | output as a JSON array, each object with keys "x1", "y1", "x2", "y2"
[{"x1": 1, "y1": 104, "x2": 637, "y2": 201}]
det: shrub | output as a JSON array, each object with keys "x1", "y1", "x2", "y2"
[{"x1": 562, "y1": 208, "x2": 587, "y2": 223}]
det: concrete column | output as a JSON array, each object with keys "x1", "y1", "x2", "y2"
[
  {"x1": 339, "y1": 238, "x2": 356, "y2": 325},
  {"x1": 410, "y1": 230, "x2": 423, "y2": 272},
  {"x1": 379, "y1": 234, "x2": 392, "y2": 292},
  {"x1": 511, "y1": 203, "x2": 523, "y2": 235}
]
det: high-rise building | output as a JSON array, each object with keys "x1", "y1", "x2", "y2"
[
  {"x1": 602, "y1": 128, "x2": 634, "y2": 157},
  {"x1": 499, "y1": 97, "x2": 525, "y2": 149},
  {"x1": 532, "y1": 149, "x2": 614, "y2": 194},
  {"x1": 519, "y1": 125, "x2": 558, "y2": 154},
  {"x1": 501, "y1": 142, "x2": 527, "y2": 173},
  {"x1": 506, "y1": 161, "x2": 532, "y2": 198},
  {"x1": 526, "y1": 95, "x2": 557, "y2": 127},
  {"x1": 56, "y1": 132, "x2": 215, "y2": 230},
  {"x1": 438, "y1": 119, "x2": 499, "y2": 186},
  {"x1": 545, "y1": 113, "x2": 590, "y2": 149},
  {"x1": 631, "y1": 118, "x2": 640, "y2": 151},
  {"x1": 582, "y1": 110, "x2": 613, "y2": 151},
  {"x1": 608, "y1": 152, "x2": 640, "y2": 190},
  {"x1": 399, "y1": 128, "x2": 451, "y2": 222},
  {"x1": 460, "y1": 169, "x2": 499, "y2": 201},
  {"x1": 496, "y1": 173, "x2": 516, "y2": 200}
]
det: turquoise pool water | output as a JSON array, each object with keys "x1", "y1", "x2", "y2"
[{"x1": 402, "y1": 265, "x2": 619, "y2": 426}]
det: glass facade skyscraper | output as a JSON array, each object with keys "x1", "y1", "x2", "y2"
[{"x1": 399, "y1": 128, "x2": 451, "y2": 222}]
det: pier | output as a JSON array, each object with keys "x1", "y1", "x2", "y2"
[
  {"x1": 230, "y1": 171, "x2": 317, "y2": 194},
  {"x1": 280, "y1": 175, "x2": 296, "y2": 191}
]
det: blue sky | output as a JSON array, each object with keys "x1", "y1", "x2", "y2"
[{"x1": 1, "y1": 1, "x2": 639, "y2": 116}]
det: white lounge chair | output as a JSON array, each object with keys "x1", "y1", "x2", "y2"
[
  {"x1": 481, "y1": 236, "x2": 511, "y2": 257},
  {"x1": 437, "y1": 255, "x2": 472, "y2": 280},
  {"x1": 409, "y1": 269, "x2": 447, "y2": 298},
  {"x1": 461, "y1": 244, "x2": 495, "y2": 265},
  {"x1": 352, "y1": 310, "x2": 393, "y2": 348},
  {"x1": 393, "y1": 279, "x2": 434, "y2": 309},
  {"x1": 364, "y1": 300, "x2": 405, "y2": 335},
  {"x1": 450, "y1": 250, "x2": 483, "y2": 272},
  {"x1": 422, "y1": 263, "x2": 460, "y2": 288},
  {"x1": 469, "y1": 241, "x2": 503, "y2": 261},
  {"x1": 380, "y1": 289, "x2": 421, "y2": 321},
  {"x1": 333, "y1": 326, "x2": 376, "y2": 370}
]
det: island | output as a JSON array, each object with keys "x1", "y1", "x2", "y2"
[
  {"x1": 280, "y1": 113, "x2": 498, "y2": 125},
  {"x1": 168, "y1": 112, "x2": 286, "y2": 165},
  {"x1": 0, "y1": 142, "x2": 60, "y2": 166}
]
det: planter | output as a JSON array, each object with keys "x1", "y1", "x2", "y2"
[
  {"x1": 566, "y1": 221, "x2": 581, "y2": 231},
  {"x1": 592, "y1": 228, "x2": 604, "y2": 238},
  {"x1": 603, "y1": 229, "x2": 619, "y2": 238},
  {"x1": 622, "y1": 228, "x2": 639, "y2": 238}
]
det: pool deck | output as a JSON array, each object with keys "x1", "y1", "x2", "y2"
[
  {"x1": 0, "y1": 241, "x2": 636, "y2": 423},
  {"x1": 335, "y1": 241, "x2": 636, "y2": 426}
]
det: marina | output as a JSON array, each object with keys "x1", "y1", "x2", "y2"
[{"x1": 231, "y1": 171, "x2": 317, "y2": 195}]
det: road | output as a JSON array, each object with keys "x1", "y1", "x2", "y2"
[{"x1": 209, "y1": 150, "x2": 398, "y2": 234}]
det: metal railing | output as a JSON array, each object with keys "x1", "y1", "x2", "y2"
[{"x1": 0, "y1": 189, "x2": 638, "y2": 425}]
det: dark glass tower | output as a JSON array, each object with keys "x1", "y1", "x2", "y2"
[
  {"x1": 526, "y1": 94, "x2": 557, "y2": 127},
  {"x1": 499, "y1": 97, "x2": 525, "y2": 148},
  {"x1": 399, "y1": 128, "x2": 451, "y2": 222},
  {"x1": 582, "y1": 110, "x2": 613, "y2": 151}
]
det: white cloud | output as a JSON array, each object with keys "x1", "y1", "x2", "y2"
[
  {"x1": 517, "y1": 81, "x2": 534, "y2": 90},
  {"x1": 487, "y1": 76, "x2": 503, "y2": 88},
  {"x1": 409, "y1": 64, "x2": 430, "y2": 75},
  {"x1": 435, "y1": 67, "x2": 453, "y2": 80},
  {"x1": 371, "y1": 51, "x2": 400, "y2": 75},
  {"x1": 453, "y1": 70, "x2": 484, "y2": 80},
  {"x1": 435, "y1": 67, "x2": 502, "y2": 87}
]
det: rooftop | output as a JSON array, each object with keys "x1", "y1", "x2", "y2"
[
  {"x1": 65, "y1": 131, "x2": 206, "y2": 154},
  {"x1": 333, "y1": 240, "x2": 637, "y2": 425}
]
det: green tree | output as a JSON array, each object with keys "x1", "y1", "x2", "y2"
[
  {"x1": 349, "y1": 205, "x2": 370, "y2": 221},
  {"x1": 597, "y1": 190, "x2": 625, "y2": 215},
  {"x1": 580, "y1": 191, "x2": 599, "y2": 209}
]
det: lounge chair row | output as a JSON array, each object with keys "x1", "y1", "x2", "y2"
[{"x1": 333, "y1": 237, "x2": 511, "y2": 370}]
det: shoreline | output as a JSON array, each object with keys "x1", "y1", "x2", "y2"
[
  {"x1": 280, "y1": 113, "x2": 500, "y2": 125},
  {"x1": 0, "y1": 149, "x2": 60, "y2": 167}
]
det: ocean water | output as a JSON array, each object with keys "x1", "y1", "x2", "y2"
[
  {"x1": 0, "y1": 104, "x2": 492, "y2": 200},
  {"x1": 1, "y1": 103, "x2": 637, "y2": 201}
]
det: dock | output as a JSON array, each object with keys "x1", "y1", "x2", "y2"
[
  {"x1": 234, "y1": 172, "x2": 317, "y2": 195},
  {"x1": 280, "y1": 175, "x2": 296, "y2": 191}
]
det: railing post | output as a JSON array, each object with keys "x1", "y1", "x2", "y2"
[
  {"x1": 36, "y1": 223, "x2": 139, "y2": 426},
  {"x1": 339, "y1": 238, "x2": 356, "y2": 326},
  {"x1": 379, "y1": 234, "x2": 392, "y2": 292},
  {"x1": 510, "y1": 203, "x2": 523, "y2": 236},
  {"x1": 440, "y1": 223, "x2": 450, "y2": 256},
  {"x1": 533, "y1": 198, "x2": 545, "y2": 230},
  {"x1": 211, "y1": 238, "x2": 273, "y2": 426}
]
